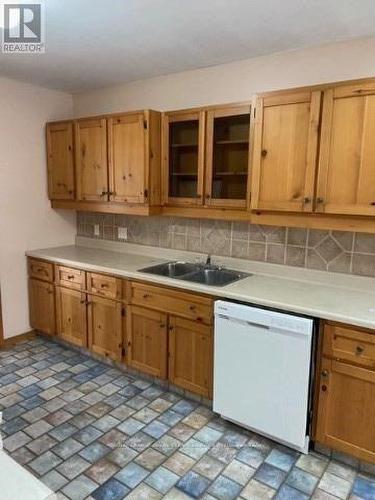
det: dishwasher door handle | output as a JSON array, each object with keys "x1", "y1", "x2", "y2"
[{"x1": 216, "y1": 314, "x2": 270, "y2": 330}]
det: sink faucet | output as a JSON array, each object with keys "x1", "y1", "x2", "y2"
[{"x1": 205, "y1": 254, "x2": 211, "y2": 266}]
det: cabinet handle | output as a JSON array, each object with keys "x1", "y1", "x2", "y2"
[
  {"x1": 101, "y1": 191, "x2": 108, "y2": 197},
  {"x1": 371, "y1": 202, "x2": 375, "y2": 206},
  {"x1": 303, "y1": 197, "x2": 311, "y2": 204},
  {"x1": 356, "y1": 345, "x2": 365, "y2": 355},
  {"x1": 68, "y1": 275, "x2": 74, "y2": 280},
  {"x1": 321, "y1": 370, "x2": 328, "y2": 378},
  {"x1": 143, "y1": 294, "x2": 150, "y2": 299},
  {"x1": 189, "y1": 305, "x2": 196, "y2": 311},
  {"x1": 80, "y1": 300, "x2": 86, "y2": 304},
  {"x1": 168, "y1": 325, "x2": 173, "y2": 331},
  {"x1": 316, "y1": 197, "x2": 324, "y2": 204},
  {"x1": 205, "y1": 194, "x2": 210, "y2": 199},
  {"x1": 100, "y1": 283, "x2": 108, "y2": 288},
  {"x1": 261, "y1": 149, "x2": 268, "y2": 157}
]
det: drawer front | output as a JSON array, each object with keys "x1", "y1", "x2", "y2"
[
  {"x1": 28, "y1": 258, "x2": 53, "y2": 282},
  {"x1": 323, "y1": 323, "x2": 375, "y2": 369},
  {"x1": 56, "y1": 265, "x2": 86, "y2": 290},
  {"x1": 87, "y1": 272, "x2": 122, "y2": 299},
  {"x1": 131, "y1": 282, "x2": 213, "y2": 324}
]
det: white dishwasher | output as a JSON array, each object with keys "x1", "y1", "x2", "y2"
[{"x1": 214, "y1": 300, "x2": 315, "y2": 453}]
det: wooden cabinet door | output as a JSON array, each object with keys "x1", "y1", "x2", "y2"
[
  {"x1": 108, "y1": 113, "x2": 146, "y2": 204},
  {"x1": 55, "y1": 286, "x2": 87, "y2": 347},
  {"x1": 205, "y1": 105, "x2": 252, "y2": 209},
  {"x1": 126, "y1": 306, "x2": 167, "y2": 379},
  {"x1": 87, "y1": 295, "x2": 123, "y2": 361},
  {"x1": 251, "y1": 90, "x2": 321, "y2": 212},
  {"x1": 168, "y1": 316, "x2": 212, "y2": 397},
  {"x1": 75, "y1": 118, "x2": 108, "y2": 201},
  {"x1": 162, "y1": 111, "x2": 205, "y2": 206},
  {"x1": 316, "y1": 357, "x2": 375, "y2": 463},
  {"x1": 316, "y1": 83, "x2": 375, "y2": 216},
  {"x1": 46, "y1": 122, "x2": 75, "y2": 200},
  {"x1": 29, "y1": 278, "x2": 55, "y2": 335}
]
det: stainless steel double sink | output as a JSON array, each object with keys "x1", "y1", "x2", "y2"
[{"x1": 138, "y1": 261, "x2": 250, "y2": 287}]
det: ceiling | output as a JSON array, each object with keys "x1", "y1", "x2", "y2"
[{"x1": 1, "y1": 0, "x2": 375, "y2": 93}]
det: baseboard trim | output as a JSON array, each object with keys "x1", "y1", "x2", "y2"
[{"x1": 1, "y1": 330, "x2": 36, "y2": 348}]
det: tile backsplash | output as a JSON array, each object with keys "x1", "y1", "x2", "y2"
[{"x1": 77, "y1": 212, "x2": 375, "y2": 278}]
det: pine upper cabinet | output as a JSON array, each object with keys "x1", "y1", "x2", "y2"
[
  {"x1": 46, "y1": 121, "x2": 75, "y2": 200},
  {"x1": 55, "y1": 286, "x2": 87, "y2": 347},
  {"x1": 251, "y1": 90, "x2": 321, "y2": 212},
  {"x1": 87, "y1": 295, "x2": 123, "y2": 361},
  {"x1": 75, "y1": 118, "x2": 108, "y2": 201},
  {"x1": 126, "y1": 305, "x2": 167, "y2": 379},
  {"x1": 162, "y1": 110, "x2": 205, "y2": 206},
  {"x1": 108, "y1": 111, "x2": 161, "y2": 206},
  {"x1": 29, "y1": 278, "x2": 55, "y2": 335},
  {"x1": 316, "y1": 83, "x2": 375, "y2": 216},
  {"x1": 205, "y1": 105, "x2": 252, "y2": 208},
  {"x1": 168, "y1": 316, "x2": 213, "y2": 398}
]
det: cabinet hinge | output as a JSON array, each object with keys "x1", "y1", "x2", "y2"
[
  {"x1": 144, "y1": 189, "x2": 148, "y2": 199},
  {"x1": 143, "y1": 119, "x2": 148, "y2": 130},
  {"x1": 253, "y1": 107, "x2": 256, "y2": 119}
]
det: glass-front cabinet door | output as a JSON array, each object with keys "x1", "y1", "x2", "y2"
[
  {"x1": 205, "y1": 105, "x2": 252, "y2": 208},
  {"x1": 163, "y1": 111, "x2": 205, "y2": 206}
]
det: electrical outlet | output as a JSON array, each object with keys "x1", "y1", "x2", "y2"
[
  {"x1": 94, "y1": 224, "x2": 100, "y2": 236},
  {"x1": 118, "y1": 227, "x2": 128, "y2": 240}
]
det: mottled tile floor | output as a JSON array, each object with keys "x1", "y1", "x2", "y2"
[{"x1": 0, "y1": 336, "x2": 374, "y2": 500}]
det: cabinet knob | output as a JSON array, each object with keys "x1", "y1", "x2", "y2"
[
  {"x1": 303, "y1": 197, "x2": 311, "y2": 204},
  {"x1": 321, "y1": 384, "x2": 327, "y2": 392},
  {"x1": 189, "y1": 305, "x2": 196, "y2": 311},
  {"x1": 316, "y1": 197, "x2": 324, "y2": 204},
  {"x1": 371, "y1": 202, "x2": 375, "y2": 206},
  {"x1": 356, "y1": 345, "x2": 365, "y2": 355},
  {"x1": 143, "y1": 294, "x2": 150, "y2": 299},
  {"x1": 321, "y1": 370, "x2": 328, "y2": 378},
  {"x1": 261, "y1": 149, "x2": 268, "y2": 157},
  {"x1": 168, "y1": 325, "x2": 173, "y2": 331}
]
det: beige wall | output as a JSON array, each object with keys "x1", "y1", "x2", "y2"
[
  {"x1": 73, "y1": 36, "x2": 375, "y2": 115},
  {"x1": 0, "y1": 77, "x2": 76, "y2": 339}
]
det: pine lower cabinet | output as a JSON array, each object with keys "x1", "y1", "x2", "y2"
[
  {"x1": 315, "y1": 322, "x2": 375, "y2": 463},
  {"x1": 126, "y1": 305, "x2": 168, "y2": 378},
  {"x1": 55, "y1": 286, "x2": 87, "y2": 347},
  {"x1": 87, "y1": 294, "x2": 123, "y2": 361},
  {"x1": 168, "y1": 316, "x2": 212, "y2": 398},
  {"x1": 29, "y1": 278, "x2": 55, "y2": 335}
]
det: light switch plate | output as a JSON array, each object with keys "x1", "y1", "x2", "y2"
[
  {"x1": 118, "y1": 227, "x2": 128, "y2": 240},
  {"x1": 94, "y1": 224, "x2": 100, "y2": 236}
]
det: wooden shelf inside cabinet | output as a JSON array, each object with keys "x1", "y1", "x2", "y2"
[
  {"x1": 171, "y1": 143, "x2": 198, "y2": 148},
  {"x1": 171, "y1": 172, "x2": 198, "y2": 177},
  {"x1": 214, "y1": 171, "x2": 248, "y2": 176},
  {"x1": 215, "y1": 140, "x2": 249, "y2": 145}
]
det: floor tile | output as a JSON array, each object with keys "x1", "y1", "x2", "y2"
[
  {"x1": 143, "y1": 420, "x2": 170, "y2": 439},
  {"x1": 49, "y1": 422, "x2": 78, "y2": 442},
  {"x1": 79, "y1": 442, "x2": 111, "y2": 463},
  {"x1": 61, "y1": 474, "x2": 98, "y2": 500},
  {"x1": 241, "y1": 478, "x2": 276, "y2": 500},
  {"x1": 176, "y1": 470, "x2": 210, "y2": 498},
  {"x1": 126, "y1": 431, "x2": 155, "y2": 453},
  {"x1": 56, "y1": 454, "x2": 90, "y2": 480},
  {"x1": 254, "y1": 462, "x2": 287, "y2": 489},
  {"x1": 3, "y1": 430, "x2": 31, "y2": 452},
  {"x1": 266, "y1": 448, "x2": 297, "y2": 472},
  {"x1": 319, "y1": 471, "x2": 352, "y2": 499},
  {"x1": 126, "y1": 483, "x2": 163, "y2": 500},
  {"x1": 181, "y1": 438, "x2": 209, "y2": 460},
  {"x1": 41, "y1": 469, "x2": 69, "y2": 492},
  {"x1": 107, "y1": 446, "x2": 139, "y2": 468},
  {"x1": 26, "y1": 434, "x2": 58, "y2": 454},
  {"x1": 145, "y1": 466, "x2": 180, "y2": 494},
  {"x1": 91, "y1": 478, "x2": 130, "y2": 500},
  {"x1": 158, "y1": 410, "x2": 183, "y2": 427},
  {"x1": 223, "y1": 458, "x2": 255, "y2": 485},
  {"x1": 275, "y1": 484, "x2": 310, "y2": 500},
  {"x1": 74, "y1": 425, "x2": 103, "y2": 445},
  {"x1": 115, "y1": 461, "x2": 149, "y2": 488},
  {"x1": 53, "y1": 437, "x2": 84, "y2": 460},
  {"x1": 296, "y1": 453, "x2": 328, "y2": 477},
  {"x1": 193, "y1": 455, "x2": 224, "y2": 480},
  {"x1": 86, "y1": 457, "x2": 119, "y2": 484},
  {"x1": 92, "y1": 414, "x2": 119, "y2": 432},
  {"x1": 164, "y1": 451, "x2": 195, "y2": 476},
  {"x1": 117, "y1": 417, "x2": 145, "y2": 436},
  {"x1": 135, "y1": 448, "x2": 166, "y2": 471},
  {"x1": 286, "y1": 467, "x2": 319, "y2": 494},
  {"x1": 99, "y1": 428, "x2": 127, "y2": 449},
  {"x1": 352, "y1": 476, "x2": 375, "y2": 500},
  {"x1": 29, "y1": 450, "x2": 62, "y2": 476},
  {"x1": 207, "y1": 474, "x2": 242, "y2": 500}
]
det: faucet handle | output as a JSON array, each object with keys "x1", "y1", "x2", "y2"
[{"x1": 206, "y1": 254, "x2": 212, "y2": 266}]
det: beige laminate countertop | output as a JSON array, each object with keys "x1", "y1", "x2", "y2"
[{"x1": 26, "y1": 237, "x2": 375, "y2": 330}]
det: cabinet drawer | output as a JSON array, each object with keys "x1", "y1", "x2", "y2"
[
  {"x1": 56, "y1": 265, "x2": 86, "y2": 290},
  {"x1": 130, "y1": 282, "x2": 213, "y2": 324},
  {"x1": 87, "y1": 272, "x2": 122, "y2": 300},
  {"x1": 323, "y1": 323, "x2": 375, "y2": 370},
  {"x1": 28, "y1": 258, "x2": 53, "y2": 282}
]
